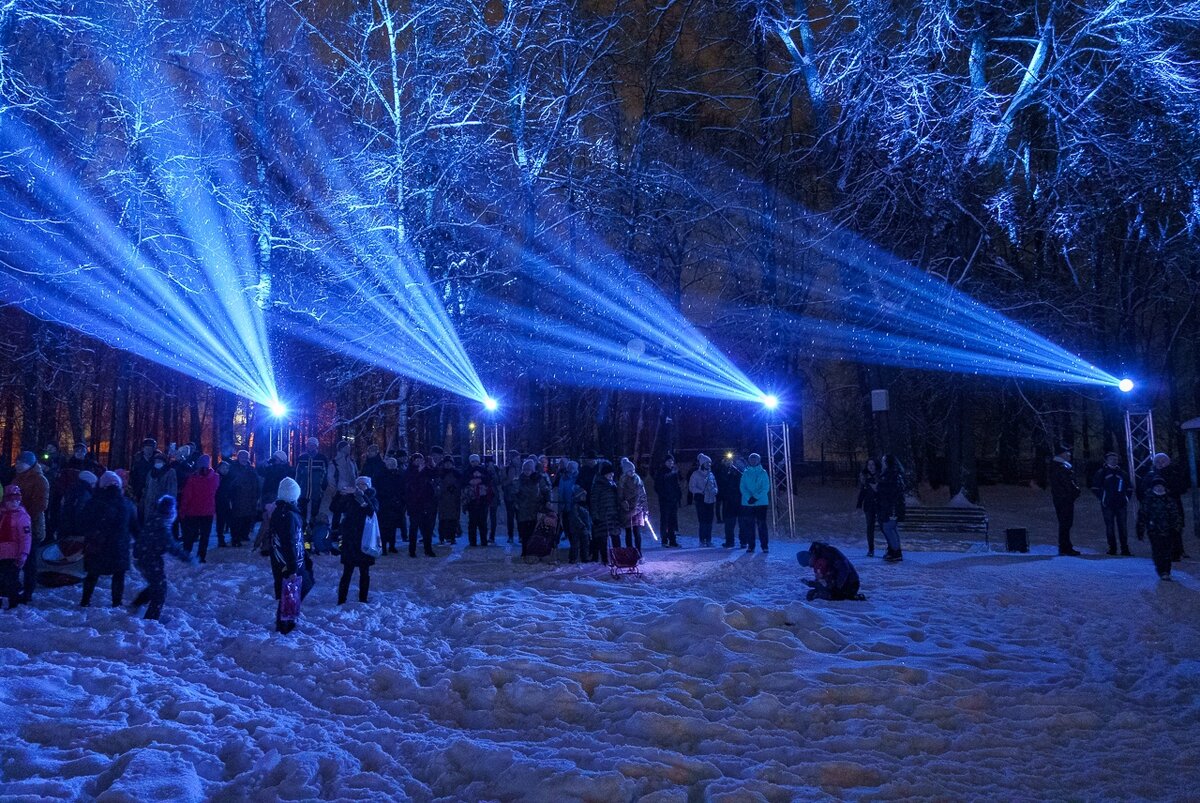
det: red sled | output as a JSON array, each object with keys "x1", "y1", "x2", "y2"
[{"x1": 609, "y1": 547, "x2": 641, "y2": 578}]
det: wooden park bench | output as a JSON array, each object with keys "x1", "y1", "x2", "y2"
[{"x1": 899, "y1": 505, "x2": 990, "y2": 550}]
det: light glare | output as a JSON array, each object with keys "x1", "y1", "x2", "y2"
[{"x1": 1118, "y1": 378, "x2": 1134, "y2": 393}]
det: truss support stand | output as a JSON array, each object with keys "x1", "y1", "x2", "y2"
[
  {"x1": 766, "y1": 422, "x2": 795, "y2": 539},
  {"x1": 483, "y1": 424, "x2": 507, "y2": 466},
  {"x1": 1124, "y1": 407, "x2": 1156, "y2": 495}
]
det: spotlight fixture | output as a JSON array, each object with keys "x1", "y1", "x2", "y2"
[
  {"x1": 761, "y1": 394, "x2": 779, "y2": 410},
  {"x1": 1118, "y1": 378, "x2": 1134, "y2": 393}
]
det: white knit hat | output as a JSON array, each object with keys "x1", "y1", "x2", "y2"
[
  {"x1": 620, "y1": 457, "x2": 635, "y2": 474},
  {"x1": 78, "y1": 471, "x2": 99, "y2": 487},
  {"x1": 99, "y1": 471, "x2": 123, "y2": 490},
  {"x1": 277, "y1": 476, "x2": 301, "y2": 503}
]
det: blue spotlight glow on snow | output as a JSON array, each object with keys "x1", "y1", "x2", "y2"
[
  {"x1": 269, "y1": 104, "x2": 491, "y2": 405},
  {"x1": 0, "y1": 116, "x2": 281, "y2": 408},
  {"x1": 1118, "y1": 378, "x2": 1135, "y2": 393}
]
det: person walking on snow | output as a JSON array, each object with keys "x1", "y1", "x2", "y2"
[
  {"x1": 877, "y1": 454, "x2": 906, "y2": 563},
  {"x1": 141, "y1": 452, "x2": 177, "y2": 527},
  {"x1": 856, "y1": 458, "x2": 881, "y2": 557},
  {"x1": 1090, "y1": 451, "x2": 1133, "y2": 556},
  {"x1": 1138, "y1": 477, "x2": 1183, "y2": 581},
  {"x1": 80, "y1": 472, "x2": 138, "y2": 608},
  {"x1": 11, "y1": 451, "x2": 49, "y2": 604},
  {"x1": 739, "y1": 453, "x2": 770, "y2": 553},
  {"x1": 130, "y1": 495, "x2": 193, "y2": 620},
  {"x1": 589, "y1": 461, "x2": 621, "y2": 565},
  {"x1": 179, "y1": 455, "x2": 220, "y2": 563},
  {"x1": 269, "y1": 477, "x2": 313, "y2": 631},
  {"x1": 687, "y1": 454, "x2": 717, "y2": 547},
  {"x1": 0, "y1": 485, "x2": 32, "y2": 610},
  {"x1": 338, "y1": 475, "x2": 379, "y2": 604}
]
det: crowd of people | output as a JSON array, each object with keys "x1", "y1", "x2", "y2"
[{"x1": 0, "y1": 437, "x2": 780, "y2": 631}]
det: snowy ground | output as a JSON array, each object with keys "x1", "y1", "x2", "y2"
[{"x1": 2, "y1": 483, "x2": 1199, "y2": 801}]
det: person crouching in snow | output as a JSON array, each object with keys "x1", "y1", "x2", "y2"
[
  {"x1": 130, "y1": 495, "x2": 193, "y2": 620},
  {"x1": 0, "y1": 485, "x2": 33, "y2": 609},
  {"x1": 270, "y1": 477, "x2": 313, "y2": 632},
  {"x1": 338, "y1": 475, "x2": 379, "y2": 604},
  {"x1": 797, "y1": 542, "x2": 863, "y2": 601},
  {"x1": 1137, "y1": 477, "x2": 1183, "y2": 581}
]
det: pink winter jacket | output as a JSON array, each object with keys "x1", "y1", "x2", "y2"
[
  {"x1": 0, "y1": 506, "x2": 33, "y2": 568},
  {"x1": 179, "y1": 468, "x2": 220, "y2": 518}
]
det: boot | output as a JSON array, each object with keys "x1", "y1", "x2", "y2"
[{"x1": 884, "y1": 549, "x2": 903, "y2": 563}]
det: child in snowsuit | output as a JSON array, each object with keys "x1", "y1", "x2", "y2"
[
  {"x1": 131, "y1": 495, "x2": 193, "y2": 620},
  {"x1": 0, "y1": 485, "x2": 33, "y2": 609},
  {"x1": 797, "y1": 542, "x2": 863, "y2": 601},
  {"x1": 270, "y1": 477, "x2": 313, "y2": 633},
  {"x1": 1137, "y1": 478, "x2": 1183, "y2": 581}
]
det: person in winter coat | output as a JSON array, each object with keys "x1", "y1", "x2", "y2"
[
  {"x1": 877, "y1": 455, "x2": 906, "y2": 563},
  {"x1": 59, "y1": 470, "x2": 97, "y2": 543},
  {"x1": 376, "y1": 458, "x2": 407, "y2": 554},
  {"x1": 258, "y1": 450, "x2": 294, "y2": 511},
  {"x1": 406, "y1": 454, "x2": 438, "y2": 557},
  {"x1": 1090, "y1": 452, "x2": 1134, "y2": 556},
  {"x1": 739, "y1": 453, "x2": 770, "y2": 553},
  {"x1": 655, "y1": 456, "x2": 683, "y2": 548},
  {"x1": 687, "y1": 455, "x2": 717, "y2": 548},
  {"x1": 0, "y1": 485, "x2": 32, "y2": 609},
  {"x1": 483, "y1": 454, "x2": 500, "y2": 544},
  {"x1": 361, "y1": 444, "x2": 387, "y2": 490},
  {"x1": 57, "y1": 443, "x2": 104, "y2": 527},
  {"x1": 577, "y1": 452, "x2": 599, "y2": 509},
  {"x1": 514, "y1": 459, "x2": 551, "y2": 556},
  {"x1": 295, "y1": 438, "x2": 329, "y2": 526},
  {"x1": 129, "y1": 438, "x2": 157, "y2": 508},
  {"x1": 228, "y1": 451, "x2": 262, "y2": 547},
  {"x1": 180, "y1": 455, "x2": 220, "y2": 562},
  {"x1": 568, "y1": 484, "x2": 593, "y2": 564},
  {"x1": 1049, "y1": 443, "x2": 1082, "y2": 556},
  {"x1": 558, "y1": 461, "x2": 585, "y2": 563},
  {"x1": 269, "y1": 477, "x2": 313, "y2": 632},
  {"x1": 130, "y1": 495, "x2": 192, "y2": 620},
  {"x1": 1139, "y1": 453, "x2": 1188, "y2": 561},
  {"x1": 1138, "y1": 477, "x2": 1184, "y2": 580},
  {"x1": 463, "y1": 455, "x2": 493, "y2": 547},
  {"x1": 437, "y1": 457, "x2": 462, "y2": 545},
  {"x1": 589, "y1": 461, "x2": 621, "y2": 564},
  {"x1": 214, "y1": 461, "x2": 234, "y2": 547},
  {"x1": 618, "y1": 458, "x2": 649, "y2": 553},
  {"x1": 11, "y1": 451, "x2": 49, "y2": 604},
  {"x1": 81, "y1": 472, "x2": 138, "y2": 607},
  {"x1": 141, "y1": 452, "x2": 177, "y2": 526},
  {"x1": 716, "y1": 454, "x2": 742, "y2": 548},
  {"x1": 338, "y1": 475, "x2": 379, "y2": 604},
  {"x1": 326, "y1": 440, "x2": 359, "y2": 536},
  {"x1": 502, "y1": 450, "x2": 522, "y2": 541},
  {"x1": 797, "y1": 542, "x2": 862, "y2": 601},
  {"x1": 856, "y1": 459, "x2": 881, "y2": 557}
]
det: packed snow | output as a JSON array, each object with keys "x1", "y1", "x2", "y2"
[{"x1": 2, "y1": 484, "x2": 1199, "y2": 800}]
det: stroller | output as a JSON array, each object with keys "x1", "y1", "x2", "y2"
[{"x1": 523, "y1": 511, "x2": 561, "y2": 564}]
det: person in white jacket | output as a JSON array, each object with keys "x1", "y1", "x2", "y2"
[
  {"x1": 688, "y1": 454, "x2": 718, "y2": 547},
  {"x1": 739, "y1": 453, "x2": 770, "y2": 553}
]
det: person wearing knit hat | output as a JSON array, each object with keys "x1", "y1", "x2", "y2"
[
  {"x1": 129, "y1": 495, "x2": 192, "y2": 620},
  {"x1": 338, "y1": 473, "x2": 380, "y2": 604},
  {"x1": 78, "y1": 471, "x2": 98, "y2": 487},
  {"x1": 58, "y1": 469, "x2": 99, "y2": 546},
  {"x1": 1138, "y1": 476, "x2": 1182, "y2": 580},
  {"x1": 259, "y1": 449, "x2": 295, "y2": 522},
  {"x1": 376, "y1": 457, "x2": 407, "y2": 553},
  {"x1": 11, "y1": 450, "x2": 49, "y2": 604},
  {"x1": 688, "y1": 454, "x2": 717, "y2": 547},
  {"x1": 227, "y1": 451, "x2": 263, "y2": 548},
  {"x1": 513, "y1": 458, "x2": 550, "y2": 556},
  {"x1": 268, "y1": 476, "x2": 312, "y2": 633},
  {"x1": 618, "y1": 458, "x2": 649, "y2": 553},
  {"x1": 406, "y1": 453, "x2": 438, "y2": 557},
  {"x1": 1048, "y1": 442, "x2": 1081, "y2": 556},
  {"x1": 80, "y1": 469, "x2": 138, "y2": 608},
  {"x1": 0, "y1": 484, "x2": 32, "y2": 609},
  {"x1": 1090, "y1": 451, "x2": 1133, "y2": 556}
]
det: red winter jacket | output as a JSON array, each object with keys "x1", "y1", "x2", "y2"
[
  {"x1": 179, "y1": 468, "x2": 220, "y2": 518},
  {"x1": 0, "y1": 506, "x2": 33, "y2": 567}
]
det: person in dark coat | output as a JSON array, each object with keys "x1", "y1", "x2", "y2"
[
  {"x1": 59, "y1": 471, "x2": 97, "y2": 543},
  {"x1": 375, "y1": 458, "x2": 406, "y2": 554},
  {"x1": 797, "y1": 542, "x2": 862, "y2": 601},
  {"x1": 655, "y1": 456, "x2": 683, "y2": 548},
  {"x1": 877, "y1": 455, "x2": 906, "y2": 562},
  {"x1": 338, "y1": 476, "x2": 379, "y2": 604},
  {"x1": 57, "y1": 443, "x2": 104, "y2": 534},
  {"x1": 1049, "y1": 443, "x2": 1081, "y2": 556},
  {"x1": 361, "y1": 443, "x2": 387, "y2": 490},
  {"x1": 406, "y1": 454, "x2": 438, "y2": 557},
  {"x1": 130, "y1": 495, "x2": 192, "y2": 620},
  {"x1": 856, "y1": 458, "x2": 881, "y2": 557},
  {"x1": 716, "y1": 454, "x2": 742, "y2": 548},
  {"x1": 589, "y1": 461, "x2": 622, "y2": 565},
  {"x1": 269, "y1": 477, "x2": 313, "y2": 632},
  {"x1": 1138, "y1": 477, "x2": 1184, "y2": 580},
  {"x1": 577, "y1": 452, "x2": 599, "y2": 511},
  {"x1": 228, "y1": 451, "x2": 262, "y2": 547},
  {"x1": 483, "y1": 454, "x2": 500, "y2": 544},
  {"x1": 129, "y1": 438, "x2": 157, "y2": 509},
  {"x1": 141, "y1": 452, "x2": 177, "y2": 526},
  {"x1": 214, "y1": 461, "x2": 234, "y2": 547},
  {"x1": 295, "y1": 438, "x2": 329, "y2": 527},
  {"x1": 437, "y1": 457, "x2": 462, "y2": 545},
  {"x1": 1090, "y1": 452, "x2": 1133, "y2": 556},
  {"x1": 258, "y1": 450, "x2": 294, "y2": 511},
  {"x1": 1139, "y1": 453, "x2": 1189, "y2": 561},
  {"x1": 462, "y1": 455, "x2": 493, "y2": 547},
  {"x1": 81, "y1": 472, "x2": 138, "y2": 608},
  {"x1": 514, "y1": 459, "x2": 550, "y2": 556}
]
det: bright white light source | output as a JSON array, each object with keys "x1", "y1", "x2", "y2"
[
  {"x1": 1118, "y1": 378, "x2": 1134, "y2": 393},
  {"x1": 483, "y1": 396, "x2": 499, "y2": 412},
  {"x1": 761, "y1": 394, "x2": 779, "y2": 410},
  {"x1": 269, "y1": 400, "x2": 288, "y2": 418}
]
